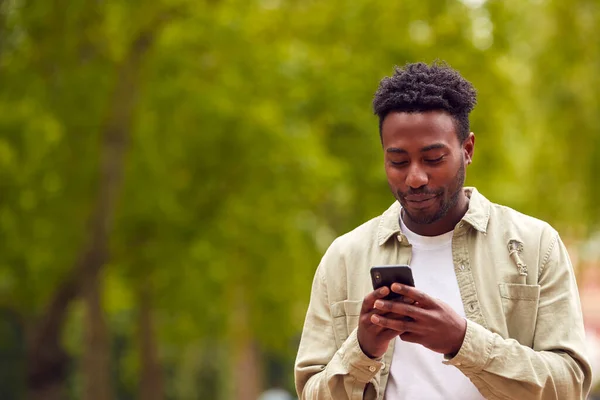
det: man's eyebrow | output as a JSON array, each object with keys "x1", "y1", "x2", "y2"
[
  {"x1": 386, "y1": 148, "x2": 407, "y2": 154},
  {"x1": 421, "y1": 143, "x2": 448, "y2": 152},
  {"x1": 386, "y1": 143, "x2": 448, "y2": 154}
]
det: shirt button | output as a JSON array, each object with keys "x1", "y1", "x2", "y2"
[
  {"x1": 381, "y1": 364, "x2": 386, "y2": 371},
  {"x1": 369, "y1": 366, "x2": 376, "y2": 372},
  {"x1": 459, "y1": 264, "x2": 465, "y2": 271}
]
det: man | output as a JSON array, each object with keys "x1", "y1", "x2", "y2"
[{"x1": 294, "y1": 62, "x2": 592, "y2": 399}]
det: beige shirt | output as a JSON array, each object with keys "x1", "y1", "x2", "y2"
[{"x1": 295, "y1": 187, "x2": 592, "y2": 400}]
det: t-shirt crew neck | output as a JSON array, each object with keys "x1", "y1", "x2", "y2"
[{"x1": 399, "y1": 216, "x2": 453, "y2": 250}]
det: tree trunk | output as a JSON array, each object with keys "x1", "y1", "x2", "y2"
[
  {"x1": 82, "y1": 270, "x2": 112, "y2": 400},
  {"x1": 138, "y1": 283, "x2": 164, "y2": 400},
  {"x1": 25, "y1": 17, "x2": 167, "y2": 399},
  {"x1": 231, "y1": 288, "x2": 262, "y2": 400},
  {"x1": 233, "y1": 338, "x2": 262, "y2": 400}
]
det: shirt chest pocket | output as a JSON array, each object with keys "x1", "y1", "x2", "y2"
[
  {"x1": 331, "y1": 300, "x2": 363, "y2": 348},
  {"x1": 499, "y1": 283, "x2": 540, "y2": 347}
]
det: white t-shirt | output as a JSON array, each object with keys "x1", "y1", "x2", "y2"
[{"x1": 384, "y1": 217, "x2": 485, "y2": 400}]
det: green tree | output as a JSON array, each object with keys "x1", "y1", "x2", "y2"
[{"x1": 0, "y1": 1, "x2": 599, "y2": 399}]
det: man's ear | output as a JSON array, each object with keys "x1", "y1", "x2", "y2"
[{"x1": 463, "y1": 132, "x2": 475, "y2": 165}]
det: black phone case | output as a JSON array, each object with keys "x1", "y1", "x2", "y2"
[{"x1": 370, "y1": 265, "x2": 415, "y2": 300}]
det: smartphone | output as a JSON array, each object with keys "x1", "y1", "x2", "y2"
[{"x1": 370, "y1": 265, "x2": 415, "y2": 300}]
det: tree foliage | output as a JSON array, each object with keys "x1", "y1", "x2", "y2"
[{"x1": 0, "y1": 0, "x2": 599, "y2": 398}]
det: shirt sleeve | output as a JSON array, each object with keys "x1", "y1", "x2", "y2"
[
  {"x1": 444, "y1": 232, "x2": 592, "y2": 400},
  {"x1": 294, "y1": 242, "x2": 384, "y2": 400}
]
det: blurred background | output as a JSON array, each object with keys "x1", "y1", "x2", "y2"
[{"x1": 0, "y1": 0, "x2": 599, "y2": 399}]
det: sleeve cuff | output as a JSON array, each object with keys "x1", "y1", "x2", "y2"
[
  {"x1": 338, "y1": 327, "x2": 385, "y2": 383},
  {"x1": 443, "y1": 319, "x2": 494, "y2": 371}
]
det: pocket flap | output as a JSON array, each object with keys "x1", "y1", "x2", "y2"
[
  {"x1": 331, "y1": 300, "x2": 363, "y2": 318},
  {"x1": 499, "y1": 282, "x2": 540, "y2": 301}
]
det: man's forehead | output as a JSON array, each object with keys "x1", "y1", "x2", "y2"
[
  {"x1": 381, "y1": 111, "x2": 460, "y2": 147},
  {"x1": 382, "y1": 110, "x2": 456, "y2": 130}
]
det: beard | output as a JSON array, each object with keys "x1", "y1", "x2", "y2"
[{"x1": 397, "y1": 161, "x2": 465, "y2": 225}]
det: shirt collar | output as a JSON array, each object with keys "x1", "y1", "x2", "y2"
[{"x1": 377, "y1": 186, "x2": 491, "y2": 246}]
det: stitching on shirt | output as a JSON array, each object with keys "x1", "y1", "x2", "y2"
[
  {"x1": 465, "y1": 236, "x2": 489, "y2": 329},
  {"x1": 481, "y1": 332, "x2": 495, "y2": 371},
  {"x1": 376, "y1": 215, "x2": 386, "y2": 245},
  {"x1": 376, "y1": 203, "x2": 401, "y2": 246},
  {"x1": 499, "y1": 294, "x2": 538, "y2": 301},
  {"x1": 474, "y1": 197, "x2": 491, "y2": 233},
  {"x1": 319, "y1": 265, "x2": 330, "y2": 310},
  {"x1": 539, "y1": 233, "x2": 559, "y2": 278},
  {"x1": 463, "y1": 188, "x2": 491, "y2": 233}
]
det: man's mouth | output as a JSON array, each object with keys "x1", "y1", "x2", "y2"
[{"x1": 404, "y1": 194, "x2": 439, "y2": 203}]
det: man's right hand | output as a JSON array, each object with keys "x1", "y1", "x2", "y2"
[{"x1": 357, "y1": 287, "x2": 405, "y2": 359}]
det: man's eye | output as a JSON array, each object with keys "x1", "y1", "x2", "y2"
[
  {"x1": 390, "y1": 160, "x2": 408, "y2": 166},
  {"x1": 425, "y1": 156, "x2": 444, "y2": 164}
]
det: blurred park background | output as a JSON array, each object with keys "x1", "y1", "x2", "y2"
[{"x1": 1, "y1": 0, "x2": 600, "y2": 399}]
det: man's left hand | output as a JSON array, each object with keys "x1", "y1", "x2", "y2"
[{"x1": 371, "y1": 283, "x2": 467, "y2": 356}]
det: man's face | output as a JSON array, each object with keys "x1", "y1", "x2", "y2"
[{"x1": 381, "y1": 110, "x2": 474, "y2": 226}]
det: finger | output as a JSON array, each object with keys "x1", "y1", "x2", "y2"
[
  {"x1": 373, "y1": 299, "x2": 420, "y2": 319},
  {"x1": 372, "y1": 308, "x2": 414, "y2": 321},
  {"x1": 391, "y1": 294, "x2": 414, "y2": 304},
  {"x1": 399, "y1": 332, "x2": 421, "y2": 343},
  {"x1": 364, "y1": 322, "x2": 389, "y2": 336},
  {"x1": 391, "y1": 284, "x2": 435, "y2": 308},
  {"x1": 372, "y1": 308, "x2": 395, "y2": 317},
  {"x1": 360, "y1": 307, "x2": 396, "y2": 333},
  {"x1": 379, "y1": 328, "x2": 402, "y2": 342},
  {"x1": 370, "y1": 313, "x2": 416, "y2": 333},
  {"x1": 361, "y1": 287, "x2": 390, "y2": 314}
]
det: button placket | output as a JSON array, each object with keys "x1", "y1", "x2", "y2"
[{"x1": 452, "y1": 229, "x2": 488, "y2": 328}]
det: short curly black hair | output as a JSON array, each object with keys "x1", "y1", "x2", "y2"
[{"x1": 373, "y1": 61, "x2": 477, "y2": 142}]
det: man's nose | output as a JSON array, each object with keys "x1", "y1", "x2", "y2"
[{"x1": 405, "y1": 164, "x2": 428, "y2": 189}]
